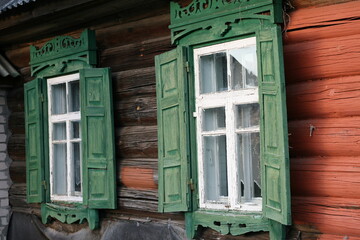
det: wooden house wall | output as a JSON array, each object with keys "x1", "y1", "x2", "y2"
[
  {"x1": 285, "y1": 0, "x2": 360, "y2": 239},
  {"x1": 5, "y1": 0, "x2": 185, "y2": 230},
  {"x1": 2, "y1": 0, "x2": 360, "y2": 239}
]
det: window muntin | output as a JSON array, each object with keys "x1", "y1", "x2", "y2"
[
  {"x1": 194, "y1": 37, "x2": 261, "y2": 211},
  {"x1": 48, "y1": 73, "x2": 82, "y2": 202}
]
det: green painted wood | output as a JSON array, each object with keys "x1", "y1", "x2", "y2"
[
  {"x1": 269, "y1": 219, "x2": 286, "y2": 240},
  {"x1": 155, "y1": 46, "x2": 191, "y2": 212},
  {"x1": 80, "y1": 68, "x2": 116, "y2": 209},
  {"x1": 41, "y1": 203, "x2": 99, "y2": 230},
  {"x1": 170, "y1": 0, "x2": 283, "y2": 44},
  {"x1": 188, "y1": 210, "x2": 269, "y2": 238},
  {"x1": 258, "y1": 25, "x2": 291, "y2": 225},
  {"x1": 30, "y1": 29, "x2": 97, "y2": 77},
  {"x1": 24, "y1": 78, "x2": 45, "y2": 203}
]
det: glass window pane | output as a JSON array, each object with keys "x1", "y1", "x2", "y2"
[
  {"x1": 237, "y1": 132, "x2": 261, "y2": 202},
  {"x1": 200, "y1": 52, "x2": 227, "y2": 94},
  {"x1": 203, "y1": 135, "x2": 228, "y2": 202},
  {"x1": 229, "y1": 45, "x2": 257, "y2": 90},
  {"x1": 53, "y1": 122, "x2": 66, "y2": 141},
  {"x1": 51, "y1": 83, "x2": 67, "y2": 115},
  {"x1": 71, "y1": 121, "x2": 80, "y2": 139},
  {"x1": 69, "y1": 80, "x2": 80, "y2": 112},
  {"x1": 53, "y1": 143, "x2": 67, "y2": 195},
  {"x1": 203, "y1": 107, "x2": 225, "y2": 132},
  {"x1": 236, "y1": 103, "x2": 260, "y2": 129},
  {"x1": 72, "y1": 142, "x2": 81, "y2": 193}
]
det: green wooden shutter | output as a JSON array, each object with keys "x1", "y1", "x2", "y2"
[
  {"x1": 259, "y1": 25, "x2": 291, "y2": 225},
  {"x1": 80, "y1": 68, "x2": 116, "y2": 209},
  {"x1": 24, "y1": 78, "x2": 45, "y2": 203},
  {"x1": 156, "y1": 47, "x2": 191, "y2": 212}
]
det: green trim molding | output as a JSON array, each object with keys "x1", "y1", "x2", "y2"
[
  {"x1": 30, "y1": 29, "x2": 97, "y2": 77},
  {"x1": 41, "y1": 203, "x2": 99, "y2": 230},
  {"x1": 186, "y1": 210, "x2": 269, "y2": 239},
  {"x1": 170, "y1": 0, "x2": 283, "y2": 44}
]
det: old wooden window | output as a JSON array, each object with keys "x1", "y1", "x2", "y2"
[
  {"x1": 47, "y1": 73, "x2": 82, "y2": 202},
  {"x1": 155, "y1": 1, "x2": 291, "y2": 239},
  {"x1": 195, "y1": 38, "x2": 261, "y2": 211},
  {"x1": 24, "y1": 30, "x2": 116, "y2": 230}
]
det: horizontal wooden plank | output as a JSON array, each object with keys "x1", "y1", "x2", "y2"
[
  {"x1": 284, "y1": 19, "x2": 360, "y2": 45},
  {"x1": 0, "y1": 0, "x2": 167, "y2": 46},
  {"x1": 9, "y1": 161, "x2": 26, "y2": 184},
  {"x1": 286, "y1": 1, "x2": 360, "y2": 31},
  {"x1": 95, "y1": 14, "x2": 170, "y2": 49},
  {"x1": 318, "y1": 234, "x2": 360, "y2": 240},
  {"x1": 114, "y1": 94, "x2": 157, "y2": 127},
  {"x1": 104, "y1": 208, "x2": 184, "y2": 227},
  {"x1": 291, "y1": 157, "x2": 360, "y2": 198},
  {"x1": 100, "y1": 36, "x2": 173, "y2": 72},
  {"x1": 292, "y1": 196, "x2": 360, "y2": 237},
  {"x1": 120, "y1": 158, "x2": 157, "y2": 169},
  {"x1": 290, "y1": 0, "x2": 355, "y2": 9},
  {"x1": 288, "y1": 117, "x2": 360, "y2": 157},
  {"x1": 116, "y1": 125, "x2": 157, "y2": 158},
  {"x1": 286, "y1": 75, "x2": 360, "y2": 120},
  {"x1": 291, "y1": 156, "x2": 360, "y2": 172},
  {"x1": 120, "y1": 166, "x2": 157, "y2": 190},
  {"x1": 113, "y1": 67, "x2": 155, "y2": 94},
  {"x1": 284, "y1": 33, "x2": 360, "y2": 82}
]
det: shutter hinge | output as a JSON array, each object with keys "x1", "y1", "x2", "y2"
[
  {"x1": 188, "y1": 179, "x2": 195, "y2": 191},
  {"x1": 40, "y1": 94, "x2": 44, "y2": 102},
  {"x1": 42, "y1": 180, "x2": 47, "y2": 190},
  {"x1": 185, "y1": 61, "x2": 190, "y2": 73}
]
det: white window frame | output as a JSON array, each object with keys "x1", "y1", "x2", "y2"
[
  {"x1": 47, "y1": 73, "x2": 82, "y2": 202},
  {"x1": 194, "y1": 37, "x2": 262, "y2": 212}
]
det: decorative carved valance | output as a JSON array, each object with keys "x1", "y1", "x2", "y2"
[
  {"x1": 30, "y1": 29, "x2": 97, "y2": 77},
  {"x1": 170, "y1": 0, "x2": 283, "y2": 44}
]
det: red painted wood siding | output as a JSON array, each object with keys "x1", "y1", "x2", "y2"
[{"x1": 285, "y1": 0, "x2": 360, "y2": 238}]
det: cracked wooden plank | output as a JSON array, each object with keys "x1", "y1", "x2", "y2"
[
  {"x1": 284, "y1": 33, "x2": 360, "y2": 82},
  {"x1": 292, "y1": 196, "x2": 360, "y2": 237},
  {"x1": 286, "y1": 75, "x2": 360, "y2": 120},
  {"x1": 288, "y1": 117, "x2": 360, "y2": 157}
]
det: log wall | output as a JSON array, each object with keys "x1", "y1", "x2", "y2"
[
  {"x1": 5, "y1": 0, "x2": 180, "y2": 229},
  {"x1": 2, "y1": 0, "x2": 360, "y2": 239},
  {"x1": 285, "y1": 0, "x2": 360, "y2": 239}
]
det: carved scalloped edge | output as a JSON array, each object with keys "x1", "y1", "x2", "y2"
[
  {"x1": 30, "y1": 29, "x2": 96, "y2": 65},
  {"x1": 171, "y1": 0, "x2": 273, "y2": 23},
  {"x1": 41, "y1": 203, "x2": 99, "y2": 230},
  {"x1": 185, "y1": 211, "x2": 269, "y2": 239},
  {"x1": 170, "y1": 0, "x2": 282, "y2": 44}
]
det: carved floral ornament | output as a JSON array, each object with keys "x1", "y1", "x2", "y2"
[
  {"x1": 29, "y1": 29, "x2": 97, "y2": 77},
  {"x1": 170, "y1": 0, "x2": 281, "y2": 44}
]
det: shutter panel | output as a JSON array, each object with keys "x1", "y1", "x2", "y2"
[
  {"x1": 259, "y1": 26, "x2": 291, "y2": 225},
  {"x1": 24, "y1": 78, "x2": 45, "y2": 203},
  {"x1": 156, "y1": 47, "x2": 190, "y2": 212},
  {"x1": 80, "y1": 68, "x2": 116, "y2": 209}
]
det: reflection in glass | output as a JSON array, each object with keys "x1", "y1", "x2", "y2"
[
  {"x1": 229, "y1": 45, "x2": 257, "y2": 90},
  {"x1": 71, "y1": 121, "x2": 80, "y2": 139},
  {"x1": 69, "y1": 81, "x2": 80, "y2": 112},
  {"x1": 236, "y1": 103, "x2": 260, "y2": 129},
  {"x1": 238, "y1": 132, "x2": 261, "y2": 202},
  {"x1": 53, "y1": 143, "x2": 67, "y2": 195},
  {"x1": 72, "y1": 142, "x2": 81, "y2": 193},
  {"x1": 53, "y1": 122, "x2": 66, "y2": 140},
  {"x1": 203, "y1": 135, "x2": 228, "y2": 201},
  {"x1": 200, "y1": 52, "x2": 227, "y2": 94},
  {"x1": 203, "y1": 107, "x2": 225, "y2": 132},
  {"x1": 51, "y1": 83, "x2": 67, "y2": 115}
]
